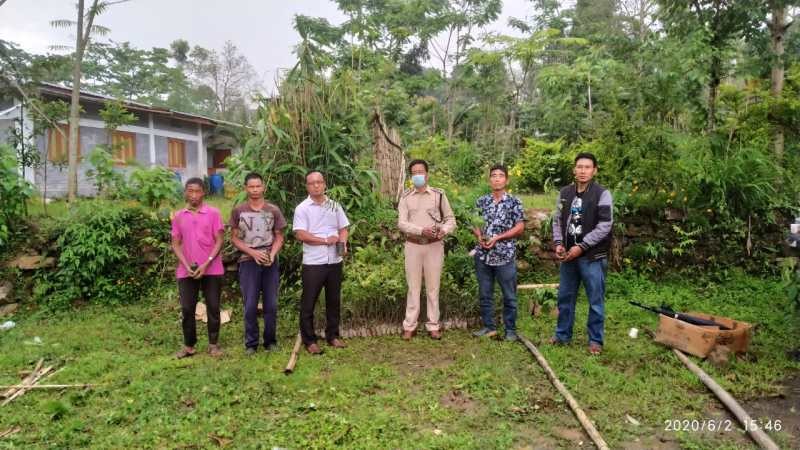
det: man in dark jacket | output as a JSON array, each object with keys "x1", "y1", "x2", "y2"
[{"x1": 551, "y1": 153, "x2": 613, "y2": 355}]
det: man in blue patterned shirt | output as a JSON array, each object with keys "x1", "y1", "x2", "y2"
[{"x1": 471, "y1": 164, "x2": 526, "y2": 341}]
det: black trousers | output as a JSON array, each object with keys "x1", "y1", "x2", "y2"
[
  {"x1": 300, "y1": 263, "x2": 342, "y2": 345},
  {"x1": 178, "y1": 275, "x2": 222, "y2": 347}
]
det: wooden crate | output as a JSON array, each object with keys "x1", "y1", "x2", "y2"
[{"x1": 654, "y1": 313, "x2": 753, "y2": 358}]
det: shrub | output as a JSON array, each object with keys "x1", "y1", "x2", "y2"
[
  {"x1": 0, "y1": 144, "x2": 32, "y2": 251},
  {"x1": 511, "y1": 138, "x2": 573, "y2": 192},
  {"x1": 127, "y1": 166, "x2": 181, "y2": 208},
  {"x1": 34, "y1": 201, "x2": 171, "y2": 308}
]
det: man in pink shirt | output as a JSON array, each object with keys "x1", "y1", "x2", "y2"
[{"x1": 171, "y1": 178, "x2": 225, "y2": 359}]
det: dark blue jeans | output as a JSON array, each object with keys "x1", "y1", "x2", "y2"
[
  {"x1": 238, "y1": 259, "x2": 280, "y2": 349},
  {"x1": 475, "y1": 256, "x2": 518, "y2": 333},
  {"x1": 555, "y1": 257, "x2": 607, "y2": 346}
]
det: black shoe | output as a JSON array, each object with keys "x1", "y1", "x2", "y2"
[
  {"x1": 264, "y1": 343, "x2": 278, "y2": 352},
  {"x1": 245, "y1": 347, "x2": 257, "y2": 356}
]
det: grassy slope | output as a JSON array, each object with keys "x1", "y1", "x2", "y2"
[{"x1": 1, "y1": 272, "x2": 798, "y2": 449}]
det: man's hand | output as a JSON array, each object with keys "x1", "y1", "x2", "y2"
[
  {"x1": 325, "y1": 235, "x2": 338, "y2": 245},
  {"x1": 250, "y1": 249, "x2": 271, "y2": 265},
  {"x1": 185, "y1": 263, "x2": 197, "y2": 278},
  {"x1": 562, "y1": 245, "x2": 583, "y2": 262},
  {"x1": 266, "y1": 250, "x2": 278, "y2": 267},
  {"x1": 422, "y1": 227, "x2": 436, "y2": 239},
  {"x1": 192, "y1": 261, "x2": 209, "y2": 279},
  {"x1": 555, "y1": 244, "x2": 566, "y2": 260},
  {"x1": 481, "y1": 236, "x2": 499, "y2": 249}
]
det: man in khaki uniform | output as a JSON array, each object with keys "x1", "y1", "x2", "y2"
[{"x1": 398, "y1": 159, "x2": 456, "y2": 340}]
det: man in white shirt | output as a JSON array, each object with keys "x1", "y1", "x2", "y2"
[{"x1": 293, "y1": 171, "x2": 350, "y2": 355}]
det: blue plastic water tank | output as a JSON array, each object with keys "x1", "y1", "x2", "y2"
[{"x1": 209, "y1": 173, "x2": 224, "y2": 195}]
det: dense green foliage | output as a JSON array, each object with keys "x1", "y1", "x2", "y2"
[
  {"x1": 33, "y1": 202, "x2": 171, "y2": 309},
  {"x1": 0, "y1": 144, "x2": 31, "y2": 250}
]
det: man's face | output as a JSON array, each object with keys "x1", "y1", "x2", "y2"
[
  {"x1": 574, "y1": 158, "x2": 597, "y2": 184},
  {"x1": 410, "y1": 163, "x2": 428, "y2": 185},
  {"x1": 245, "y1": 178, "x2": 265, "y2": 200},
  {"x1": 184, "y1": 183, "x2": 204, "y2": 207},
  {"x1": 306, "y1": 172, "x2": 326, "y2": 197},
  {"x1": 489, "y1": 169, "x2": 508, "y2": 191}
]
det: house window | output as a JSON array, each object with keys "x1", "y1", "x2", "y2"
[
  {"x1": 168, "y1": 138, "x2": 186, "y2": 168},
  {"x1": 48, "y1": 124, "x2": 80, "y2": 163},
  {"x1": 112, "y1": 131, "x2": 136, "y2": 165}
]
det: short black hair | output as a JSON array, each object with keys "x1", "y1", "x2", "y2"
[
  {"x1": 489, "y1": 164, "x2": 508, "y2": 177},
  {"x1": 408, "y1": 159, "x2": 428, "y2": 172},
  {"x1": 305, "y1": 170, "x2": 324, "y2": 181},
  {"x1": 185, "y1": 177, "x2": 205, "y2": 191},
  {"x1": 574, "y1": 152, "x2": 598, "y2": 167},
  {"x1": 244, "y1": 172, "x2": 263, "y2": 185}
]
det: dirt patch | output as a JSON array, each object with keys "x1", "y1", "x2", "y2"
[
  {"x1": 552, "y1": 426, "x2": 586, "y2": 444},
  {"x1": 619, "y1": 434, "x2": 682, "y2": 450},
  {"x1": 440, "y1": 389, "x2": 479, "y2": 413},
  {"x1": 743, "y1": 374, "x2": 800, "y2": 447}
]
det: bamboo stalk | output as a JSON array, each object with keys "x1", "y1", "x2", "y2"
[
  {"x1": 0, "y1": 384, "x2": 97, "y2": 390},
  {"x1": 673, "y1": 349, "x2": 779, "y2": 450},
  {"x1": 0, "y1": 426, "x2": 21, "y2": 438},
  {"x1": 2, "y1": 359, "x2": 42, "y2": 399},
  {"x1": 284, "y1": 333, "x2": 302, "y2": 375},
  {"x1": 518, "y1": 334, "x2": 609, "y2": 450},
  {"x1": 2, "y1": 366, "x2": 53, "y2": 406},
  {"x1": 518, "y1": 283, "x2": 559, "y2": 290}
]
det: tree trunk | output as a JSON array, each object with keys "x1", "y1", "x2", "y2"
[
  {"x1": 66, "y1": 0, "x2": 86, "y2": 202},
  {"x1": 769, "y1": 2, "x2": 786, "y2": 159},
  {"x1": 706, "y1": 54, "x2": 721, "y2": 133},
  {"x1": 587, "y1": 72, "x2": 593, "y2": 122},
  {"x1": 66, "y1": 0, "x2": 100, "y2": 202}
]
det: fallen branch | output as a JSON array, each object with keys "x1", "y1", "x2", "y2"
[
  {"x1": 518, "y1": 334, "x2": 609, "y2": 450},
  {"x1": 284, "y1": 333, "x2": 302, "y2": 375},
  {"x1": 673, "y1": 349, "x2": 779, "y2": 450}
]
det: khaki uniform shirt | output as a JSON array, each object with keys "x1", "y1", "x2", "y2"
[{"x1": 397, "y1": 186, "x2": 457, "y2": 237}]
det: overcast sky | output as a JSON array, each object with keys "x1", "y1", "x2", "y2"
[{"x1": 1, "y1": 0, "x2": 532, "y2": 92}]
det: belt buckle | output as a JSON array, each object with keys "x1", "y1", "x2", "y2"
[{"x1": 419, "y1": 237, "x2": 429, "y2": 244}]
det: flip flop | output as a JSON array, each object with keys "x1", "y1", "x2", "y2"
[{"x1": 175, "y1": 348, "x2": 196, "y2": 359}]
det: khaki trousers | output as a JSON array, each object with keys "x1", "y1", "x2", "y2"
[{"x1": 403, "y1": 240, "x2": 444, "y2": 332}]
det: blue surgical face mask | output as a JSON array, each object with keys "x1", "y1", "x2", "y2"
[{"x1": 411, "y1": 174, "x2": 426, "y2": 188}]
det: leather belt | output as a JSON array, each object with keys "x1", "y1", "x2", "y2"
[{"x1": 406, "y1": 235, "x2": 441, "y2": 245}]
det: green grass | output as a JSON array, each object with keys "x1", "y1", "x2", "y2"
[
  {"x1": 518, "y1": 192, "x2": 556, "y2": 210},
  {"x1": 1, "y1": 272, "x2": 798, "y2": 449}
]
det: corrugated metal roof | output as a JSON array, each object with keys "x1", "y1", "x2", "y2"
[{"x1": 38, "y1": 82, "x2": 245, "y2": 128}]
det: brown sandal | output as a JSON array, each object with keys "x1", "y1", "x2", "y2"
[
  {"x1": 208, "y1": 345, "x2": 224, "y2": 358},
  {"x1": 175, "y1": 347, "x2": 196, "y2": 359}
]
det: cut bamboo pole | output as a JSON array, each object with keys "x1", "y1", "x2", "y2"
[
  {"x1": 2, "y1": 365, "x2": 53, "y2": 406},
  {"x1": 519, "y1": 334, "x2": 609, "y2": 450},
  {"x1": 673, "y1": 349, "x2": 779, "y2": 450},
  {"x1": 284, "y1": 333, "x2": 302, "y2": 375},
  {"x1": 0, "y1": 426, "x2": 21, "y2": 438},
  {"x1": 518, "y1": 283, "x2": 559, "y2": 290},
  {"x1": 0, "y1": 384, "x2": 96, "y2": 390}
]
